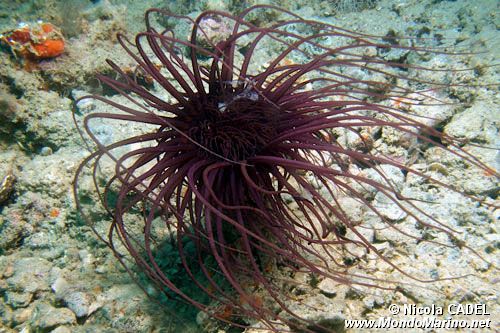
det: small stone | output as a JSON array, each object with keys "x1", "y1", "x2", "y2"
[
  {"x1": 51, "y1": 277, "x2": 70, "y2": 296},
  {"x1": 0, "y1": 301, "x2": 13, "y2": 327},
  {"x1": 246, "y1": 321, "x2": 289, "y2": 332},
  {"x1": 0, "y1": 211, "x2": 28, "y2": 251},
  {"x1": 1, "y1": 260, "x2": 14, "y2": 278},
  {"x1": 25, "y1": 232, "x2": 51, "y2": 249},
  {"x1": 4, "y1": 291, "x2": 33, "y2": 308},
  {"x1": 383, "y1": 47, "x2": 409, "y2": 62},
  {"x1": 363, "y1": 297, "x2": 375, "y2": 310},
  {"x1": 246, "y1": 320, "x2": 291, "y2": 333},
  {"x1": 196, "y1": 310, "x2": 209, "y2": 326},
  {"x1": 318, "y1": 278, "x2": 350, "y2": 300},
  {"x1": 285, "y1": 294, "x2": 345, "y2": 331},
  {"x1": 73, "y1": 89, "x2": 96, "y2": 113},
  {"x1": 12, "y1": 305, "x2": 33, "y2": 325},
  {"x1": 373, "y1": 192, "x2": 408, "y2": 221},
  {"x1": 353, "y1": 164, "x2": 405, "y2": 199},
  {"x1": 52, "y1": 275, "x2": 100, "y2": 318},
  {"x1": 40, "y1": 146, "x2": 53, "y2": 156},
  {"x1": 63, "y1": 291, "x2": 95, "y2": 318},
  {"x1": 362, "y1": 290, "x2": 385, "y2": 310},
  {"x1": 444, "y1": 101, "x2": 497, "y2": 143},
  {"x1": 0, "y1": 172, "x2": 16, "y2": 204},
  {"x1": 78, "y1": 249, "x2": 94, "y2": 267},
  {"x1": 7, "y1": 257, "x2": 52, "y2": 293},
  {"x1": 50, "y1": 326, "x2": 73, "y2": 333},
  {"x1": 318, "y1": 278, "x2": 338, "y2": 298},
  {"x1": 30, "y1": 302, "x2": 76, "y2": 330}
]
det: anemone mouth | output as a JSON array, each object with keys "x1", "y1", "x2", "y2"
[
  {"x1": 73, "y1": 4, "x2": 497, "y2": 333},
  {"x1": 185, "y1": 93, "x2": 280, "y2": 161}
]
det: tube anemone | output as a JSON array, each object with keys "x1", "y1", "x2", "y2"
[{"x1": 74, "y1": 5, "x2": 497, "y2": 332}]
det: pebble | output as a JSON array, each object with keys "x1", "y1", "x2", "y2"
[
  {"x1": 12, "y1": 306, "x2": 33, "y2": 326},
  {"x1": 285, "y1": 294, "x2": 345, "y2": 329},
  {"x1": 6, "y1": 257, "x2": 52, "y2": 293},
  {"x1": 29, "y1": 302, "x2": 76, "y2": 330},
  {"x1": 40, "y1": 146, "x2": 53, "y2": 156},
  {"x1": 4, "y1": 291, "x2": 32, "y2": 308},
  {"x1": 373, "y1": 192, "x2": 408, "y2": 221},
  {"x1": 50, "y1": 326, "x2": 73, "y2": 333},
  {"x1": 318, "y1": 278, "x2": 341, "y2": 298},
  {"x1": 62, "y1": 291, "x2": 96, "y2": 318}
]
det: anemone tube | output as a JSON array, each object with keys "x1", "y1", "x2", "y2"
[{"x1": 74, "y1": 5, "x2": 497, "y2": 332}]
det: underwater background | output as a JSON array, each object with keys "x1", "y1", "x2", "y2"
[{"x1": 0, "y1": 0, "x2": 498, "y2": 332}]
